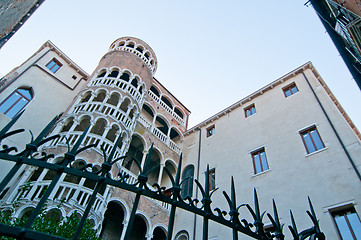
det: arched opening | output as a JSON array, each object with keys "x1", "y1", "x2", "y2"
[
  {"x1": 80, "y1": 91, "x2": 92, "y2": 103},
  {"x1": 135, "y1": 46, "x2": 143, "y2": 53},
  {"x1": 106, "y1": 93, "x2": 120, "y2": 106},
  {"x1": 161, "y1": 96, "x2": 173, "y2": 109},
  {"x1": 150, "y1": 86, "x2": 160, "y2": 97},
  {"x1": 175, "y1": 230, "x2": 189, "y2": 240},
  {"x1": 100, "y1": 201, "x2": 125, "y2": 240},
  {"x1": 170, "y1": 127, "x2": 181, "y2": 144},
  {"x1": 144, "y1": 52, "x2": 150, "y2": 60},
  {"x1": 120, "y1": 72, "x2": 130, "y2": 82},
  {"x1": 129, "y1": 105, "x2": 136, "y2": 119},
  {"x1": 161, "y1": 161, "x2": 176, "y2": 189},
  {"x1": 131, "y1": 78, "x2": 138, "y2": 88},
  {"x1": 61, "y1": 118, "x2": 74, "y2": 133},
  {"x1": 129, "y1": 215, "x2": 147, "y2": 239},
  {"x1": 74, "y1": 116, "x2": 91, "y2": 132},
  {"x1": 93, "y1": 91, "x2": 106, "y2": 102},
  {"x1": 120, "y1": 98, "x2": 130, "y2": 113},
  {"x1": 118, "y1": 41, "x2": 125, "y2": 47},
  {"x1": 126, "y1": 42, "x2": 135, "y2": 48},
  {"x1": 20, "y1": 207, "x2": 34, "y2": 221},
  {"x1": 123, "y1": 135, "x2": 144, "y2": 174},
  {"x1": 147, "y1": 149, "x2": 161, "y2": 186},
  {"x1": 90, "y1": 118, "x2": 107, "y2": 137},
  {"x1": 174, "y1": 107, "x2": 184, "y2": 119},
  {"x1": 141, "y1": 104, "x2": 154, "y2": 123},
  {"x1": 109, "y1": 70, "x2": 119, "y2": 78},
  {"x1": 151, "y1": 227, "x2": 166, "y2": 240},
  {"x1": 155, "y1": 116, "x2": 169, "y2": 136},
  {"x1": 105, "y1": 125, "x2": 121, "y2": 143},
  {"x1": 45, "y1": 208, "x2": 62, "y2": 222},
  {"x1": 181, "y1": 165, "x2": 194, "y2": 199},
  {"x1": 97, "y1": 71, "x2": 106, "y2": 78}
]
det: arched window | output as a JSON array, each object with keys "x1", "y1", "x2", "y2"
[
  {"x1": 0, "y1": 87, "x2": 33, "y2": 118},
  {"x1": 181, "y1": 165, "x2": 194, "y2": 199}
]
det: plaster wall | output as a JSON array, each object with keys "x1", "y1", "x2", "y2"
[{"x1": 174, "y1": 69, "x2": 361, "y2": 239}]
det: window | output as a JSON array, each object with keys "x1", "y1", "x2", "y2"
[
  {"x1": 206, "y1": 125, "x2": 215, "y2": 138},
  {"x1": 46, "y1": 58, "x2": 62, "y2": 73},
  {"x1": 283, "y1": 82, "x2": 299, "y2": 97},
  {"x1": 208, "y1": 168, "x2": 215, "y2": 191},
  {"x1": 0, "y1": 88, "x2": 33, "y2": 118},
  {"x1": 300, "y1": 126, "x2": 325, "y2": 154},
  {"x1": 331, "y1": 206, "x2": 361, "y2": 239},
  {"x1": 181, "y1": 165, "x2": 194, "y2": 199},
  {"x1": 72, "y1": 75, "x2": 77, "y2": 80},
  {"x1": 251, "y1": 148, "x2": 269, "y2": 174},
  {"x1": 244, "y1": 104, "x2": 256, "y2": 118}
]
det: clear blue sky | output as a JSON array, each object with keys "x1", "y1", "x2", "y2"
[{"x1": 0, "y1": 0, "x2": 360, "y2": 129}]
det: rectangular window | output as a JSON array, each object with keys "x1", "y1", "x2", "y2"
[
  {"x1": 283, "y1": 82, "x2": 299, "y2": 97},
  {"x1": 331, "y1": 206, "x2": 361, "y2": 239},
  {"x1": 206, "y1": 125, "x2": 215, "y2": 138},
  {"x1": 208, "y1": 168, "x2": 215, "y2": 191},
  {"x1": 46, "y1": 58, "x2": 62, "y2": 73},
  {"x1": 244, "y1": 104, "x2": 256, "y2": 118},
  {"x1": 300, "y1": 126, "x2": 325, "y2": 154},
  {"x1": 251, "y1": 148, "x2": 269, "y2": 174}
]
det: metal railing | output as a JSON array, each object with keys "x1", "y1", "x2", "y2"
[{"x1": 0, "y1": 113, "x2": 326, "y2": 240}]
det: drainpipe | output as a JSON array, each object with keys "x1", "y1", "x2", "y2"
[
  {"x1": 302, "y1": 72, "x2": 361, "y2": 181},
  {"x1": 193, "y1": 127, "x2": 202, "y2": 240}
]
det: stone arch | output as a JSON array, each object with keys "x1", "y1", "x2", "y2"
[
  {"x1": 170, "y1": 126, "x2": 183, "y2": 143},
  {"x1": 123, "y1": 134, "x2": 145, "y2": 174},
  {"x1": 150, "y1": 85, "x2": 161, "y2": 97},
  {"x1": 135, "y1": 44, "x2": 144, "y2": 53},
  {"x1": 80, "y1": 90, "x2": 93, "y2": 103},
  {"x1": 120, "y1": 70, "x2": 131, "y2": 82},
  {"x1": 96, "y1": 68, "x2": 107, "y2": 78},
  {"x1": 174, "y1": 106, "x2": 185, "y2": 119},
  {"x1": 160, "y1": 94, "x2": 174, "y2": 110},
  {"x1": 126, "y1": 41, "x2": 135, "y2": 48},
  {"x1": 74, "y1": 115, "x2": 92, "y2": 132},
  {"x1": 144, "y1": 50, "x2": 151, "y2": 60},
  {"x1": 154, "y1": 114, "x2": 170, "y2": 136},
  {"x1": 15, "y1": 205, "x2": 35, "y2": 219},
  {"x1": 90, "y1": 117, "x2": 108, "y2": 136},
  {"x1": 161, "y1": 159, "x2": 177, "y2": 189},
  {"x1": 108, "y1": 67, "x2": 121, "y2": 78},
  {"x1": 147, "y1": 147, "x2": 162, "y2": 186},
  {"x1": 130, "y1": 211, "x2": 150, "y2": 239},
  {"x1": 141, "y1": 103, "x2": 155, "y2": 123},
  {"x1": 106, "y1": 91, "x2": 121, "y2": 106},
  {"x1": 60, "y1": 117, "x2": 74, "y2": 132},
  {"x1": 45, "y1": 207, "x2": 64, "y2": 222},
  {"x1": 93, "y1": 89, "x2": 108, "y2": 102},
  {"x1": 117, "y1": 41, "x2": 125, "y2": 48},
  {"x1": 100, "y1": 200, "x2": 127, "y2": 240},
  {"x1": 119, "y1": 97, "x2": 132, "y2": 113},
  {"x1": 151, "y1": 225, "x2": 167, "y2": 240}
]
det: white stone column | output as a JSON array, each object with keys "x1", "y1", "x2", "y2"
[
  {"x1": 120, "y1": 218, "x2": 128, "y2": 240},
  {"x1": 140, "y1": 150, "x2": 148, "y2": 170},
  {"x1": 157, "y1": 163, "x2": 165, "y2": 186}
]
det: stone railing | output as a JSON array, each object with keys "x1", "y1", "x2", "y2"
[
  {"x1": 138, "y1": 116, "x2": 182, "y2": 155},
  {"x1": 147, "y1": 90, "x2": 185, "y2": 127},
  {"x1": 50, "y1": 131, "x2": 123, "y2": 160},
  {"x1": 15, "y1": 181, "x2": 105, "y2": 218},
  {"x1": 72, "y1": 101, "x2": 133, "y2": 129},
  {"x1": 90, "y1": 77, "x2": 143, "y2": 105},
  {"x1": 114, "y1": 46, "x2": 156, "y2": 73}
]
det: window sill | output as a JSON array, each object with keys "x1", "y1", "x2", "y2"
[
  {"x1": 252, "y1": 169, "x2": 271, "y2": 177},
  {"x1": 305, "y1": 147, "x2": 328, "y2": 157}
]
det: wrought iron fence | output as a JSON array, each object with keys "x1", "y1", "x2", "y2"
[{"x1": 0, "y1": 113, "x2": 326, "y2": 240}]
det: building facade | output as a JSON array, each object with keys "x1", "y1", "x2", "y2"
[{"x1": 0, "y1": 37, "x2": 360, "y2": 240}]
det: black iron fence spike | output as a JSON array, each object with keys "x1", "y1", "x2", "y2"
[{"x1": 0, "y1": 109, "x2": 24, "y2": 142}]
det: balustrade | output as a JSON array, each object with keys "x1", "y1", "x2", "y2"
[
  {"x1": 90, "y1": 77, "x2": 143, "y2": 105},
  {"x1": 16, "y1": 181, "x2": 105, "y2": 218},
  {"x1": 72, "y1": 102, "x2": 133, "y2": 129},
  {"x1": 147, "y1": 90, "x2": 185, "y2": 127},
  {"x1": 138, "y1": 116, "x2": 182, "y2": 155}
]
